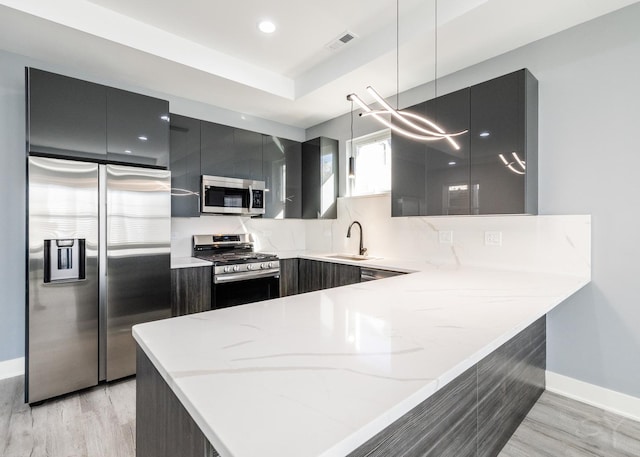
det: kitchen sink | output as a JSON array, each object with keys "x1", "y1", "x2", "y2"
[{"x1": 327, "y1": 254, "x2": 380, "y2": 261}]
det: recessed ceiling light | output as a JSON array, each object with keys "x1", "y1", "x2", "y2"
[
  {"x1": 160, "y1": 115, "x2": 170, "y2": 122},
  {"x1": 479, "y1": 131, "x2": 490, "y2": 137},
  {"x1": 124, "y1": 149, "x2": 132, "y2": 154},
  {"x1": 448, "y1": 161, "x2": 456, "y2": 166},
  {"x1": 258, "y1": 20, "x2": 276, "y2": 34},
  {"x1": 138, "y1": 135, "x2": 148, "y2": 141}
]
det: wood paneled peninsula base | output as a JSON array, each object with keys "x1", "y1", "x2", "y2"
[{"x1": 136, "y1": 317, "x2": 545, "y2": 457}]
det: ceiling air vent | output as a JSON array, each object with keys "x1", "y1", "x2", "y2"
[{"x1": 326, "y1": 30, "x2": 359, "y2": 51}]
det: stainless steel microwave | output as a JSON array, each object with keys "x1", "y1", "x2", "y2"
[{"x1": 201, "y1": 175, "x2": 265, "y2": 215}]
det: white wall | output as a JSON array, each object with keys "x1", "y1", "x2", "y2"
[{"x1": 307, "y1": 3, "x2": 640, "y2": 399}]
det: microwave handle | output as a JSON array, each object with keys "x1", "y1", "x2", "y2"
[{"x1": 248, "y1": 185, "x2": 253, "y2": 212}]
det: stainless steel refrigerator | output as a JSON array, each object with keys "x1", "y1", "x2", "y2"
[{"x1": 26, "y1": 156, "x2": 171, "y2": 403}]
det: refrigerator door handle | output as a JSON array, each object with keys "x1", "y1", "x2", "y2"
[{"x1": 99, "y1": 164, "x2": 107, "y2": 381}]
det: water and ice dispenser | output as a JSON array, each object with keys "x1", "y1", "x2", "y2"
[{"x1": 43, "y1": 239, "x2": 86, "y2": 283}]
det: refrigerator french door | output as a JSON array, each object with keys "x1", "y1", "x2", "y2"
[{"x1": 27, "y1": 156, "x2": 171, "y2": 403}]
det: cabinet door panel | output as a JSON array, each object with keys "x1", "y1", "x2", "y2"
[
  {"x1": 329, "y1": 263, "x2": 361, "y2": 288},
  {"x1": 201, "y1": 122, "x2": 235, "y2": 177},
  {"x1": 298, "y1": 259, "x2": 323, "y2": 294},
  {"x1": 171, "y1": 267, "x2": 212, "y2": 317},
  {"x1": 263, "y1": 136, "x2": 302, "y2": 219},
  {"x1": 262, "y1": 135, "x2": 286, "y2": 219},
  {"x1": 279, "y1": 258, "x2": 299, "y2": 297},
  {"x1": 470, "y1": 71, "x2": 525, "y2": 214},
  {"x1": 107, "y1": 88, "x2": 169, "y2": 168},
  {"x1": 234, "y1": 129, "x2": 263, "y2": 180},
  {"x1": 425, "y1": 88, "x2": 471, "y2": 216},
  {"x1": 302, "y1": 137, "x2": 338, "y2": 219},
  {"x1": 284, "y1": 139, "x2": 302, "y2": 219},
  {"x1": 391, "y1": 102, "x2": 427, "y2": 217},
  {"x1": 27, "y1": 68, "x2": 106, "y2": 160},
  {"x1": 170, "y1": 114, "x2": 201, "y2": 217}
]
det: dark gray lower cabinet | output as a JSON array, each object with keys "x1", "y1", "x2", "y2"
[
  {"x1": 279, "y1": 258, "x2": 299, "y2": 297},
  {"x1": 135, "y1": 317, "x2": 545, "y2": 457},
  {"x1": 136, "y1": 347, "x2": 218, "y2": 457},
  {"x1": 348, "y1": 317, "x2": 545, "y2": 457},
  {"x1": 298, "y1": 259, "x2": 360, "y2": 293},
  {"x1": 170, "y1": 266, "x2": 212, "y2": 317}
]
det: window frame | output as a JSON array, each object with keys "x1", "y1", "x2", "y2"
[{"x1": 346, "y1": 128, "x2": 392, "y2": 197}]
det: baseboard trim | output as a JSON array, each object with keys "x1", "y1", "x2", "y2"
[
  {"x1": 546, "y1": 371, "x2": 640, "y2": 422},
  {"x1": 0, "y1": 357, "x2": 24, "y2": 380}
]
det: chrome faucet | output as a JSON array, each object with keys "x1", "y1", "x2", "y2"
[{"x1": 347, "y1": 221, "x2": 367, "y2": 256}]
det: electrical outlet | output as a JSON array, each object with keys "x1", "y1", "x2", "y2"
[
  {"x1": 485, "y1": 231, "x2": 502, "y2": 246},
  {"x1": 439, "y1": 230, "x2": 453, "y2": 244}
]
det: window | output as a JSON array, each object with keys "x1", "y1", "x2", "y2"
[{"x1": 347, "y1": 129, "x2": 391, "y2": 196}]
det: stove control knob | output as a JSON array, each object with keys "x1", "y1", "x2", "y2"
[
  {"x1": 232, "y1": 265, "x2": 240, "y2": 272},
  {"x1": 260, "y1": 263, "x2": 266, "y2": 269},
  {"x1": 267, "y1": 262, "x2": 273, "y2": 269},
  {"x1": 224, "y1": 266, "x2": 232, "y2": 273},
  {"x1": 247, "y1": 264, "x2": 254, "y2": 270}
]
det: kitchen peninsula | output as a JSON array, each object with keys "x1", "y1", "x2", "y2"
[{"x1": 133, "y1": 258, "x2": 589, "y2": 457}]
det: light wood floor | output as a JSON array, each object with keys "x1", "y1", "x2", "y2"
[
  {"x1": 1, "y1": 375, "x2": 639, "y2": 457},
  {"x1": 500, "y1": 390, "x2": 640, "y2": 457}
]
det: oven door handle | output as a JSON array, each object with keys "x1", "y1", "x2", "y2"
[{"x1": 214, "y1": 269, "x2": 280, "y2": 284}]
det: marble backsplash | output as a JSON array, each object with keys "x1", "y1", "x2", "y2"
[{"x1": 171, "y1": 194, "x2": 590, "y2": 277}]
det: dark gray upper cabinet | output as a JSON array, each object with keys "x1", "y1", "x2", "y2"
[
  {"x1": 27, "y1": 68, "x2": 107, "y2": 161},
  {"x1": 262, "y1": 135, "x2": 302, "y2": 219},
  {"x1": 200, "y1": 121, "x2": 234, "y2": 178},
  {"x1": 470, "y1": 69, "x2": 538, "y2": 214},
  {"x1": 284, "y1": 138, "x2": 302, "y2": 219},
  {"x1": 234, "y1": 128, "x2": 263, "y2": 181},
  {"x1": 424, "y1": 88, "x2": 471, "y2": 216},
  {"x1": 170, "y1": 114, "x2": 201, "y2": 217},
  {"x1": 106, "y1": 88, "x2": 170, "y2": 168},
  {"x1": 302, "y1": 137, "x2": 338, "y2": 219},
  {"x1": 391, "y1": 110, "x2": 427, "y2": 217},
  {"x1": 392, "y1": 89, "x2": 470, "y2": 217},
  {"x1": 26, "y1": 67, "x2": 170, "y2": 168},
  {"x1": 200, "y1": 122, "x2": 262, "y2": 181},
  {"x1": 391, "y1": 68, "x2": 537, "y2": 216}
]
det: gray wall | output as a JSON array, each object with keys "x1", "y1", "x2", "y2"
[
  {"x1": 308, "y1": 3, "x2": 640, "y2": 398},
  {"x1": 0, "y1": 49, "x2": 304, "y2": 363}
]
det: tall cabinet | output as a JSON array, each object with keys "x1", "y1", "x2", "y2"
[
  {"x1": 302, "y1": 137, "x2": 338, "y2": 219},
  {"x1": 170, "y1": 114, "x2": 201, "y2": 217}
]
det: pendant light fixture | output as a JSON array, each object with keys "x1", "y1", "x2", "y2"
[{"x1": 347, "y1": 0, "x2": 466, "y2": 149}]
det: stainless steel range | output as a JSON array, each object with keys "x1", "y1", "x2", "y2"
[{"x1": 193, "y1": 234, "x2": 280, "y2": 309}]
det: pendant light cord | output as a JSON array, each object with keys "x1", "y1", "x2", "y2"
[
  {"x1": 396, "y1": 0, "x2": 400, "y2": 110},
  {"x1": 434, "y1": 0, "x2": 438, "y2": 99}
]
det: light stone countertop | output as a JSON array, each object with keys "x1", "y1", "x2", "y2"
[
  {"x1": 171, "y1": 256, "x2": 213, "y2": 269},
  {"x1": 134, "y1": 256, "x2": 589, "y2": 457}
]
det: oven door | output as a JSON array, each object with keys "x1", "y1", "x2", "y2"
[{"x1": 212, "y1": 271, "x2": 280, "y2": 309}]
